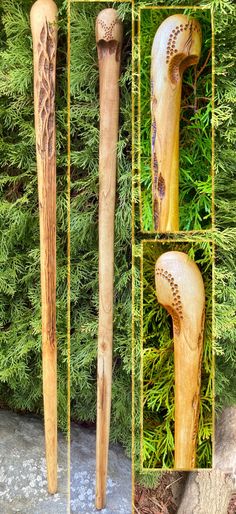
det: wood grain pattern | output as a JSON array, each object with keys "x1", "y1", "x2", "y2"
[
  {"x1": 151, "y1": 15, "x2": 201, "y2": 231},
  {"x1": 155, "y1": 251, "x2": 205, "y2": 469},
  {"x1": 30, "y1": 0, "x2": 58, "y2": 494},
  {"x1": 95, "y1": 8, "x2": 123, "y2": 510}
]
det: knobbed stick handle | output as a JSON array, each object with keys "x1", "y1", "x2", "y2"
[
  {"x1": 95, "y1": 8, "x2": 123, "y2": 510},
  {"x1": 151, "y1": 15, "x2": 201, "y2": 231},
  {"x1": 30, "y1": 0, "x2": 58, "y2": 494},
  {"x1": 155, "y1": 251, "x2": 205, "y2": 468}
]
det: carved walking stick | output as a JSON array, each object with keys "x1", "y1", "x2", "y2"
[
  {"x1": 95, "y1": 8, "x2": 123, "y2": 510},
  {"x1": 30, "y1": 0, "x2": 58, "y2": 493},
  {"x1": 155, "y1": 251, "x2": 205, "y2": 468},
  {"x1": 151, "y1": 15, "x2": 201, "y2": 231}
]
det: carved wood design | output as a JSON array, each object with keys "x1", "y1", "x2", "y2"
[
  {"x1": 96, "y1": 11, "x2": 123, "y2": 62},
  {"x1": 156, "y1": 266, "x2": 183, "y2": 335},
  {"x1": 151, "y1": 15, "x2": 201, "y2": 231},
  {"x1": 155, "y1": 251, "x2": 206, "y2": 469},
  {"x1": 30, "y1": 0, "x2": 58, "y2": 495},
  {"x1": 97, "y1": 18, "x2": 122, "y2": 41},
  {"x1": 37, "y1": 20, "x2": 56, "y2": 160}
]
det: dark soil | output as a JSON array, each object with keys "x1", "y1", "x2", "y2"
[
  {"x1": 135, "y1": 475, "x2": 236, "y2": 514},
  {"x1": 134, "y1": 474, "x2": 182, "y2": 514}
]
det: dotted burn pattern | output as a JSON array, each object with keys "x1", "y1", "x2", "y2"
[
  {"x1": 165, "y1": 21, "x2": 200, "y2": 65},
  {"x1": 166, "y1": 23, "x2": 189, "y2": 64},
  {"x1": 156, "y1": 268, "x2": 183, "y2": 319},
  {"x1": 98, "y1": 18, "x2": 121, "y2": 42},
  {"x1": 156, "y1": 267, "x2": 184, "y2": 334}
]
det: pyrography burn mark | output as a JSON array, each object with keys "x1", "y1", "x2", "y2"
[
  {"x1": 37, "y1": 20, "x2": 56, "y2": 159},
  {"x1": 152, "y1": 119, "x2": 156, "y2": 151},
  {"x1": 158, "y1": 173, "x2": 165, "y2": 199},
  {"x1": 155, "y1": 268, "x2": 184, "y2": 333},
  {"x1": 153, "y1": 198, "x2": 159, "y2": 230},
  {"x1": 153, "y1": 173, "x2": 158, "y2": 190},
  {"x1": 98, "y1": 18, "x2": 122, "y2": 42},
  {"x1": 153, "y1": 151, "x2": 158, "y2": 173}
]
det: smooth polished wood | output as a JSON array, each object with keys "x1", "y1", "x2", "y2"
[
  {"x1": 151, "y1": 15, "x2": 201, "y2": 231},
  {"x1": 155, "y1": 251, "x2": 205, "y2": 469},
  {"x1": 30, "y1": 0, "x2": 58, "y2": 494},
  {"x1": 95, "y1": 8, "x2": 123, "y2": 510}
]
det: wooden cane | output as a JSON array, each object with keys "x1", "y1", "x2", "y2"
[
  {"x1": 30, "y1": 0, "x2": 58, "y2": 494},
  {"x1": 95, "y1": 8, "x2": 123, "y2": 510},
  {"x1": 151, "y1": 15, "x2": 201, "y2": 231},
  {"x1": 155, "y1": 251, "x2": 205, "y2": 469}
]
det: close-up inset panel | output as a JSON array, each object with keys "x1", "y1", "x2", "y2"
[
  {"x1": 141, "y1": 240, "x2": 213, "y2": 469},
  {"x1": 139, "y1": 8, "x2": 213, "y2": 233}
]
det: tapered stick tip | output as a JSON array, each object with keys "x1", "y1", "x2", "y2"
[
  {"x1": 96, "y1": 491, "x2": 106, "y2": 510},
  {"x1": 96, "y1": 8, "x2": 123, "y2": 44}
]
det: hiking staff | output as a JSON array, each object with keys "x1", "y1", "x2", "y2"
[
  {"x1": 30, "y1": 0, "x2": 58, "y2": 493},
  {"x1": 151, "y1": 15, "x2": 201, "y2": 231},
  {"x1": 155, "y1": 251, "x2": 205, "y2": 468},
  {"x1": 95, "y1": 8, "x2": 123, "y2": 509}
]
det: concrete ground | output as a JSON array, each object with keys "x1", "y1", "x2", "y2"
[{"x1": 0, "y1": 410, "x2": 131, "y2": 514}]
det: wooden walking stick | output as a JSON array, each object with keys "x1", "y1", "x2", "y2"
[
  {"x1": 151, "y1": 15, "x2": 201, "y2": 231},
  {"x1": 95, "y1": 8, "x2": 123, "y2": 510},
  {"x1": 155, "y1": 251, "x2": 205, "y2": 468},
  {"x1": 30, "y1": 0, "x2": 58, "y2": 493}
]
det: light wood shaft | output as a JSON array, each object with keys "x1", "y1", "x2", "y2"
[
  {"x1": 174, "y1": 320, "x2": 204, "y2": 468},
  {"x1": 155, "y1": 251, "x2": 205, "y2": 469},
  {"x1": 30, "y1": 0, "x2": 58, "y2": 494},
  {"x1": 151, "y1": 82, "x2": 181, "y2": 232},
  {"x1": 95, "y1": 8, "x2": 123, "y2": 510},
  {"x1": 151, "y1": 15, "x2": 201, "y2": 232}
]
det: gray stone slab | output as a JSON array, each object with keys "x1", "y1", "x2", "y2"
[
  {"x1": 0, "y1": 410, "x2": 132, "y2": 514},
  {"x1": 70, "y1": 424, "x2": 132, "y2": 514},
  {"x1": 0, "y1": 410, "x2": 67, "y2": 514}
]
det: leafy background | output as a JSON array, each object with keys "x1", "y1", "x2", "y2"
[
  {"x1": 0, "y1": 0, "x2": 235, "y2": 494},
  {"x1": 142, "y1": 241, "x2": 213, "y2": 469},
  {"x1": 139, "y1": 8, "x2": 212, "y2": 232}
]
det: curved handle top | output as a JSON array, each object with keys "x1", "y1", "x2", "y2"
[
  {"x1": 152, "y1": 14, "x2": 201, "y2": 86},
  {"x1": 155, "y1": 251, "x2": 205, "y2": 340},
  {"x1": 30, "y1": 0, "x2": 58, "y2": 34},
  {"x1": 96, "y1": 8, "x2": 123, "y2": 45}
]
